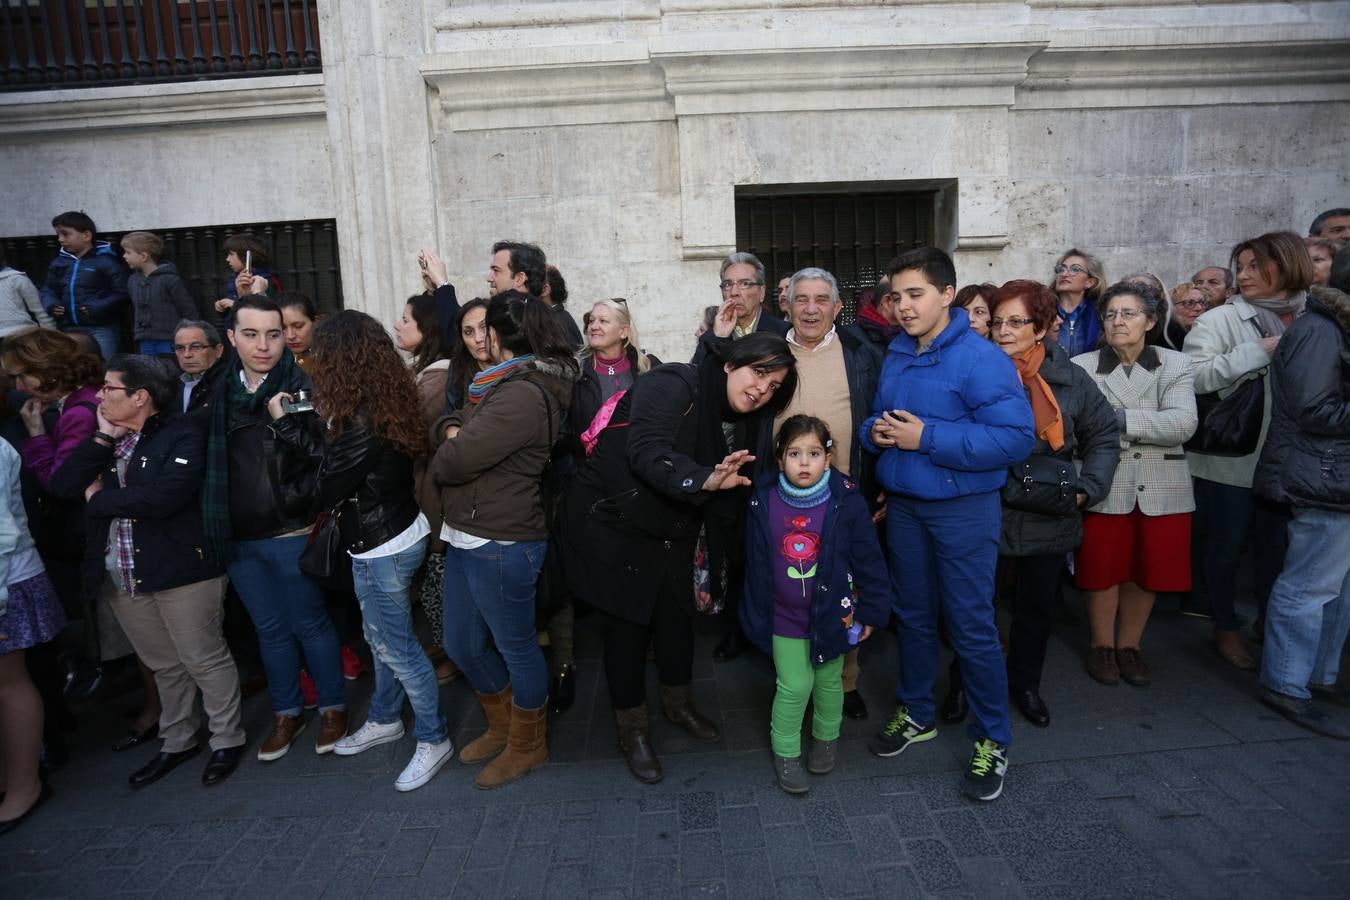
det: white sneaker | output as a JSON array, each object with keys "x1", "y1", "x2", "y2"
[
  {"x1": 333, "y1": 719, "x2": 405, "y2": 756},
  {"x1": 395, "y1": 739, "x2": 454, "y2": 792}
]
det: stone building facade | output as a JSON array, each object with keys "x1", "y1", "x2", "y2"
[{"x1": 1, "y1": 1, "x2": 1347, "y2": 359}]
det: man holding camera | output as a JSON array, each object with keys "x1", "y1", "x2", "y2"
[{"x1": 202, "y1": 295, "x2": 348, "y2": 762}]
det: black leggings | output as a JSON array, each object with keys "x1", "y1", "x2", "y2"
[{"x1": 602, "y1": 584, "x2": 694, "y2": 710}]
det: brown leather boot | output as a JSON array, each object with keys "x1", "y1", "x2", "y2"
[
  {"x1": 315, "y1": 709, "x2": 348, "y2": 754},
  {"x1": 616, "y1": 704, "x2": 662, "y2": 784},
  {"x1": 660, "y1": 683, "x2": 720, "y2": 742},
  {"x1": 475, "y1": 703, "x2": 548, "y2": 790},
  {"x1": 459, "y1": 686, "x2": 513, "y2": 765}
]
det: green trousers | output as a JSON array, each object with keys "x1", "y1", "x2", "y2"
[{"x1": 771, "y1": 635, "x2": 844, "y2": 758}]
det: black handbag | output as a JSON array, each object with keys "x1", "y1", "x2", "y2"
[
  {"x1": 1184, "y1": 374, "x2": 1264, "y2": 456},
  {"x1": 1185, "y1": 317, "x2": 1268, "y2": 457},
  {"x1": 299, "y1": 498, "x2": 356, "y2": 592},
  {"x1": 1002, "y1": 455, "x2": 1078, "y2": 518}
]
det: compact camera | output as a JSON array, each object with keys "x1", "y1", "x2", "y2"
[{"x1": 281, "y1": 389, "x2": 315, "y2": 415}]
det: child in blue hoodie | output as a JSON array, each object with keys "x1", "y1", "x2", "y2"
[
  {"x1": 859, "y1": 247, "x2": 1034, "y2": 803},
  {"x1": 741, "y1": 415, "x2": 890, "y2": 795},
  {"x1": 39, "y1": 211, "x2": 129, "y2": 359}
]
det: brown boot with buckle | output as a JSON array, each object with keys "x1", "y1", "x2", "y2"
[
  {"x1": 1086, "y1": 646, "x2": 1119, "y2": 685},
  {"x1": 616, "y1": 703, "x2": 663, "y2": 784},
  {"x1": 660, "y1": 683, "x2": 720, "y2": 742},
  {"x1": 316, "y1": 709, "x2": 348, "y2": 754},
  {"x1": 475, "y1": 703, "x2": 548, "y2": 790},
  {"x1": 460, "y1": 686, "x2": 513, "y2": 764},
  {"x1": 257, "y1": 714, "x2": 306, "y2": 762}
]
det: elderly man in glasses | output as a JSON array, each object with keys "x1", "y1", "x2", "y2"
[{"x1": 173, "y1": 319, "x2": 227, "y2": 418}]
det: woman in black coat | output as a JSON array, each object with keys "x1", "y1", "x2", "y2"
[
  {"x1": 971, "y1": 280, "x2": 1119, "y2": 728},
  {"x1": 561, "y1": 332, "x2": 797, "y2": 784}
]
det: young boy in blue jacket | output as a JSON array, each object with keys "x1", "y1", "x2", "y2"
[
  {"x1": 39, "y1": 211, "x2": 130, "y2": 359},
  {"x1": 859, "y1": 246, "x2": 1035, "y2": 802}
]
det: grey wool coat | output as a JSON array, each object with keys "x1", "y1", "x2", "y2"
[{"x1": 1071, "y1": 345, "x2": 1198, "y2": 516}]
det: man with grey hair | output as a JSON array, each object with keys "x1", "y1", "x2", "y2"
[
  {"x1": 694, "y1": 252, "x2": 790, "y2": 364},
  {"x1": 752, "y1": 266, "x2": 884, "y2": 715},
  {"x1": 173, "y1": 319, "x2": 226, "y2": 416},
  {"x1": 1191, "y1": 266, "x2": 1234, "y2": 307}
]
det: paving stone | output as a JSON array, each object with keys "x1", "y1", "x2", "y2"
[
  {"x1": 724, "y1": 849, "x2": 776, "y2": 900},
  {"x1": 635, "y1": 811, "x2": 680, "y2": 858},
  {"x1": 590, "y1": 835, "x2": 636, "y2": 888},
  {"x1": 763, "y1": 823, "x2": 816, "y2": 878},
  {"x1": 773, "y1": 874, "x2": 827, "y2": 900},
  {"x1": 678, "y1": 792, "x2": 719, "y2": 831},
  {"x1": 933, "y1": 809, "x2": 999, "y2": 858},
  {"x1": 632, "y1": 856, "x2": 681, "y2": 900},
  {"x1": 902, "y1": 838, "x2": 967, "y2": 892},
  {"x1": 868, "y1": 864, "x2": 924, "y2": 900}
]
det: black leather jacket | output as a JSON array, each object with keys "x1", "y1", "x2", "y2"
[
  {"x1": 273, "y1": 412, "x2": 421, "y2": 553},
  {"x1": 214, "y1": 364, "x2": 321, "y2": 540}
]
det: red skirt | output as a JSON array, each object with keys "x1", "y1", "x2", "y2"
[{"x1": 1075, "y1": 508, "x2": 1192, "y2": 593}]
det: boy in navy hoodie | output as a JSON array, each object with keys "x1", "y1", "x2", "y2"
[
  {"x1": 39, "y1": 211, "x2": 130, "y2": 359},
  {"x1": 859, "y1": 247, "x2": 1034, "y2": 802}
]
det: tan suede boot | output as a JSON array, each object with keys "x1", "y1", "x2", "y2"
[
  {"x1": 475, "y1": 703, "x2": 548, "y2": 790},
  {"x1": 458, "y1": 686, "x2": 513, "y2": 765}
]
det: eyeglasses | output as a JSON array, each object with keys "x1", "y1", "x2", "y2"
[
  {"x1": 1175, "y1": 299, "x2": 1208, "y2": 310},
  {"x1": 1102, "y1": 309, "x2": 1144, "y2": 321},
  {"x1": 719, "y1": 279, "x2": 763, "y2": 292},
  {"x1": 173, "y1": 342, "x2": 211, "y2": 353},
  {"x1": 990, "y1": 316, "x2": 1034, "y2": 330},
  {"x1": 1054, "y1": 264, "x2": 1087, "y2": 275},
  {"x1": 99, "y1": 383, "x2": 137, "y2": 394}
]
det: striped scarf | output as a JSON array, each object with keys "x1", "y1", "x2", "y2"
[{"x1": 468, "y1": 354, "x2": 535, "y2": 404}]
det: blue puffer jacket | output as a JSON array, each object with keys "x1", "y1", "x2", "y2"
[
  {"x1": 740, "y1": 470, "x2": 891, "y2": 667},
  {"x1": 859, "y1": 306, "x2": 1036, "y2": 500},
  {"x1": 38, "y1": 242, "x2": 130, "y2": 327}
]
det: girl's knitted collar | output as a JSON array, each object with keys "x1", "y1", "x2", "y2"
[{"x1": 776, "y1": 472, "x2": 830, "y2": 508}]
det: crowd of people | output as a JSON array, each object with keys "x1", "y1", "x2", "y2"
[{"x1": 0, "y1": 205, "x2": 1346, "y2": 834}]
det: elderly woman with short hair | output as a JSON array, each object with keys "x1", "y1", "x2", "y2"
[
  {"x1": 1185, "y1": 231, "x2": 1312, "y2": 668},
  {"x1": 1072, "y1": 282, "x2": 1197, "y2": 687}
]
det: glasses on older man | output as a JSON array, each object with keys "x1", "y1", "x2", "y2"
[
  {"x1": 173, "y1": 342, "x2": 211, "y2": 353},
  {"x1": 719, "y1": 278, "x2": 762, "y2": 292}
]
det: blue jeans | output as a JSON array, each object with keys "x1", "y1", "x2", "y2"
[
  {"x1": 442, "y1": 540, "x2": 548, "y2": 709},
  {"x1": 63, "y1": 324, "x2": 119, "y2": 360},
  {"x1": 228, "y1": 533, "x2": 345, "y2": 715},
  {"x1": 352, "y1": 537, "x2": 447, "y2": 743},
  {"x1": 886, "y1": 491, "x2": 1011, "y2": 746},
  {"x1": 1260, "y1": 508, "x2": 1350, "y2": 700},
  {"x1": 137, "y1": 339, "x2": 174, "y2": 356}
]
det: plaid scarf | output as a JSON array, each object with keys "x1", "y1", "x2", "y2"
[
  {"x1": 202, "y1": 350, "x2": 297, "y2": 558},
  {"x1": 468, "y1": 354, "x2": 534, "y2": 404},
  {"x1": 110, "y1": 432, "x2": 142, "y2": 594}
]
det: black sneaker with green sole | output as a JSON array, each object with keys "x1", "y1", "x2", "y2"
[
  {"x1": 961, "y1": 738, "x2": 1008, "y2": 801},
  {"x1": 866, "y1": 706, "x2": 937, "y2": 758}
]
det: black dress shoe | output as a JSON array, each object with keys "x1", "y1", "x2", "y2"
[
  {"x1": 112, "y1": 724, "x2": 158, "y2": 753},
  {"x1": 940, "y1": 688, "x2": 968, "y2": 724},
  {"x1": 0, "y1": 782, "x2": 53, "y2": 837},
  {"x1": 202, "y1": 746, "x2": 245, "y2": 787},
  {"x1": 713, "y1": 629, "x2": 745, "y2": 663},
  {"x1": 1013, "y1": 689, "x2": 1050, "y2": 728},
  {"x1": 128, "y1": 747, "x2": 200, "y2": 787},
  {"x1": 842, "y1": 690, "x2": 869, "y2": 720},
  {"x1": 550, "y1": 663, "x2": 577, "y2": 714}
]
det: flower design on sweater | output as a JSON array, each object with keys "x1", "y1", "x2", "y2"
[{"x1": 781, "y1": 515, "x2": 819, "y2": 590}]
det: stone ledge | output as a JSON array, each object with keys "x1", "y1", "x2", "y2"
[{"x1": 0, "y1": 73, "x2": 326, "y2": 136}]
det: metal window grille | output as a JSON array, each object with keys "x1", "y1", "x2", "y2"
[
  {"x1": 736, "y1": 188, "x2": 936, "y2": 323},
  {"x1": 1, "y1": 0, "x2": 322, "y2": 91},
  {"x1": 2, "y1": 217, "x2": 344, "y2": 330}
]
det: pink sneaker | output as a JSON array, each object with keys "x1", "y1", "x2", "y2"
[
  {"x1": 341, "y1": 646, "x2": 367, "y2": 681},
  {"x1": 299, "y1": 669, "x2": 319, "y2": 710}
]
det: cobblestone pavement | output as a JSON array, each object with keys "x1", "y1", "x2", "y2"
[{"x1": 3, "y1": 604, "x2": 1348, "y2": 899}]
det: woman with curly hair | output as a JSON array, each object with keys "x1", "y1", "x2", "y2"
[{"x1": 269, "y1": 310, "x2": 449, "y2": 793}]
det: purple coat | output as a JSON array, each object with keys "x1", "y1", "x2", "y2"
[{"x1": 20, "y1": 383, "x2": 101, "y2": 488}]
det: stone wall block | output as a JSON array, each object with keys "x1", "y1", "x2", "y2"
[
  {"x1": 1010, "y1": 109, "x2": 1185, "y2": 178},
  {"x1": 616, "y1": 191, "x2": 683, "y2": 262},
  {"x1": 438, "y1": 129, "x2": 557, "y2": 201},
  {"x1": 1181, "y1": 103, "x2": 1350, "y2": 175},
  {"x1": 554, "y1": 121, "x2": 680, "y2": 198}
]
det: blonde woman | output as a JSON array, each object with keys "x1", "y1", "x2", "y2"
[{"x1": 1053, "y1": 248, "x2": 1106, "y2": 356}]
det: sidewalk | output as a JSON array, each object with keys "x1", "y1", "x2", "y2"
[{"x1": 2, "y1": 607, "x2": 1348, "y2": 899}]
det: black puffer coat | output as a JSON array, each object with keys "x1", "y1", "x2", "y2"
[
  {"x1": 1254, "y1": 285, "x2": 1350, "y2": 512},
  {"x1": 999, "y1": 339, "x2": 1121, "y2": 557}
]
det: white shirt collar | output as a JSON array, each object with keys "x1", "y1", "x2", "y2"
[{"x1": 785, "y1": 326, "x2": 838, "y2": 353}]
